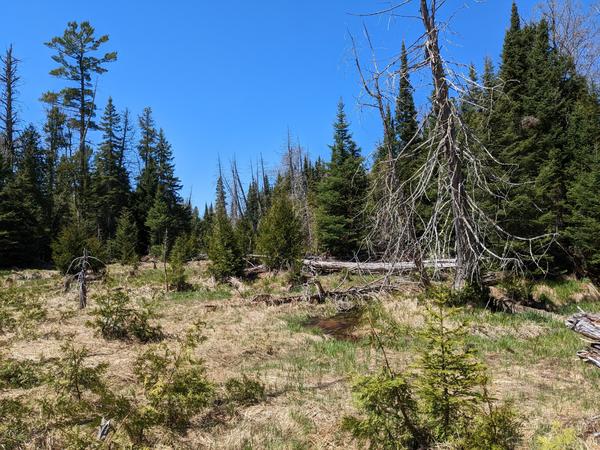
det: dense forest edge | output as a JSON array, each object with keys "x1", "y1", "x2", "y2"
[{"x1": 1, "y1": 0, "x2": 600, "y2": 449}]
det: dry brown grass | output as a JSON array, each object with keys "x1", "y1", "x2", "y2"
[{"x1": 1, "y1": 264, "x2": 600, "y2": 448}]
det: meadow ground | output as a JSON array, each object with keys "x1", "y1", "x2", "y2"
[{"x1": 1, "y1": 262, "x2": 599, "y2": 449}]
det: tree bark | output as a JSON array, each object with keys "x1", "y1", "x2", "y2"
[
  {"x1": 566, "y1": 312, "x2": 600, "y2": 369},
  {"x1": 420, "y1": 0, "x2": 476, "y2": 289}
]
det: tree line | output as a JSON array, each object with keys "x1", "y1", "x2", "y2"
[{"x1": 1, "y1": 2, "x2": 600, "y2": 288}]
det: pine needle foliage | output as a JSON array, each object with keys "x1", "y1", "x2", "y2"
[{"x1": 343, "y1": 287, "x2": 521, "y2": 449}]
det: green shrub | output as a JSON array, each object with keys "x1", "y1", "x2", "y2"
[
  {"x1": 500, "y1": 276, "x2": 534, "y2": 304},
  {"x1": 342, "y1": 370, "x2": 424, "y2": 449},
  {"x1": 88, "y1": 290, "x2": 163, "y2": 342},
  {"x1": 461, "y1": 400, "x2": 522, "y2": 450},
  {"x1": 49, "y1": 341, "x2": 107, "y2": 401},
  {"x1": 0, "y1": 357, "x2": 45, "y2": 389},
  {"x1": 52, "y1": 223, "x2": 106, "y2": 274},
  {"x1": 225, "y1": 375, "x2": 266, "y2": 406},
  {"x1": 0, "y1": 398, "x2": 30, "y2": 449},
  {"x1": 134, "y1": 328, "x2": 214, "y2": 430},
  {"x1": 535, "y1": 422, "x2": 585, "y2": 450},
  {"x1": 448, "y1": 282, "x2": 491, "y2": 306}
]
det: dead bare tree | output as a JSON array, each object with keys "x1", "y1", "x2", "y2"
[
  {"x1": 536, "y1": 0, "x2": 600, "y2": 85},
  {"x1": 353, "y1": 0, "x2": 552, "y2": 289},
  {"x1": 281, "y1": 132, "x2": 316, "y2": 250},
  {"x1": 66, "y1": 248, "x2": 104, "y2": 309},
  {"x1": 0, "y1": 45, "x2": 20, "y2": 170}
]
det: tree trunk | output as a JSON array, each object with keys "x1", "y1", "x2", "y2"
[
  {"x1": 566, "y1": 312, "x2": 600, "y2": 369},
  {"x1": 420, "y1": 0, "x2": 476, "y2": 289}
]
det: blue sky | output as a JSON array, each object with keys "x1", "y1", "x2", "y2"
[{"x1": 2, "y1": 0, "x2": 552, "y2": 208}]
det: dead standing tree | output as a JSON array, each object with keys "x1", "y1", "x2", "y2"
[
  {"x1": 353, "y1": 0, "x2": 552, "y2": 289},
  {"x1": 66, "y1": 248, "x2": 104, "y2": 309}
]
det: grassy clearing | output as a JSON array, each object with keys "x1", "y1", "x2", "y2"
[{"x1": 0, "y1": 264, "x2": 599, "y2": 448}]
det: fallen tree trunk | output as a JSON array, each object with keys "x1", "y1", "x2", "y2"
[
  {"x1": 566, "y1": 312, "x2": 600, "y2": 369},
  {"x1": 565, "y1": 312, "x2": 600, "y2": 341},
  {"x1": 302, "y1": 258, "x2": 456, "y2": 274}
]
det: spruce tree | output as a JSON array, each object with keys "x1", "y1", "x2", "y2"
[
  {"x1": 43, "y1": 105, "x2": 69, "y2": 236},
  {"x1": 207, "y1": 176, "x2": 244, "y2": 280},
  {"x1": 134, "y1": 107, "x2": 159, "y2": 253},
  {"x1": 395, "y1": 42, "x2": 420, "y2": 164},
  {"x1": 316, "y1": 100, "x2": 368, "y2": 259},
  {"x1": 155, "y1": 128, "x2": 182, "y2": 209},
  {"x1": 114, "y1": 208, "x2": 139, "y2": 266},
  {"x1": 168, "y1": 235, "x2": 189, "y2": 291},
  {"x1": 145, "y1": 191, "x2": 173, "y2": 257},
  {"x1": 0, "y1": 127, "x2": 47, "y2": 265},
  {"x1": 256, "y1": 186, "x2": 304, "y2": 270},
  {"x1": 92, "y1": 98, "x2": 131, "y2": 239}
]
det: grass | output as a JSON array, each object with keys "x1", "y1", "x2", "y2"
[
  {"x1": 1, "y1": 263, "x2": 599, "y2": 448},
  {"x1": 167, "y1": 285, "x2": 233, "y2": 302},
  {"x1": 281, "y1": 313, "x2": 323, "y2": 335}
]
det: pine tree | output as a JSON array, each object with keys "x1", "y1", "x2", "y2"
[
  {"x1": 256, "y1": 187, "x2": 304, "y2": 270},
  {"x1": 43, "y1": 22, "x2": 117, "y2": 214},
  {"x1": 114, "y1": 208, "x2": 139, "y2": 266},
  {"x1": 316, "y1": 100, "x2": 368, "y2": 258},
  {"x1": 207, "y1": 176, "x2": 244, "y2": 280},
  {"x1": 92, "y1": 98, "x2": 131, "y2": 239}
]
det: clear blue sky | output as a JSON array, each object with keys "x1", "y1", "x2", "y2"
[{"x1": 2, "y1": 0, "x2": 549, "y2": 208}]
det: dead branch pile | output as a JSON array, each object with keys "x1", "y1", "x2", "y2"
[
  {"x1": 252, "y1": 278, "x2": 416, "y2": 309},
  {"x1": 566, "y1": 312, "x2": 600, "y2": 368}
]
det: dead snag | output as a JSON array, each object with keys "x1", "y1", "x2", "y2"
[{"x1": 566, "y1": 312, "x2": 600, "y2": 368}]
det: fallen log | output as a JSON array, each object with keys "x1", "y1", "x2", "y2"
[
  {"x1": 577, "y1": 343, "x2": 600, "y2": 369},
  {"x1": 565, "y1": 312, "x2": 600, "y2": 341},
  {"x1": 301, "y1": 258, "x2": 456, "y2": 274},
  {"x1": 566, "y1": 312, "x2": 600, "y2": 369}
]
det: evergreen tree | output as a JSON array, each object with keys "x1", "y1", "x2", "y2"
[
  {"x1": 316, "y1": 100, "x2": 368, "y2": 258},
  {"x1": 396, "y1": 42, "x2": 420, "y2": 160},
  {"x1": 114, "y1": 208, "x2": 139, "y2": 266},
  {"x1": 134, "y1": 107, "x2": 159, "y2": 253},
  {"x1": 92, "y1": 97, "x2": 131, "y2": 239},
  {"x1": 257, "y1": 187, "x2": 304, "y2": 270},
  {"x1": 43, "y1": 105, "x2": 69, "y2": 236},
  {"x1": 155, "y1": 128, "x2": 181, "y2": 209},
  {"x1": 43, "y1": 21, "x2": 117, "y2": 214},
  {"x1": 343, "y1": 288, "x2": 521, "y2": 449},
  {"x1": 207, "y1": 176, "x2": 244, "y2": 280},
  {"x1": 0, "y1": 126, "x2": 47, "y2": 265},
  {"x1": 145, "y1": 191, "x2": 173, "y2": 257},
  {"x1": 168, "y1": 235, "x2": 189, "y2": 291}
]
